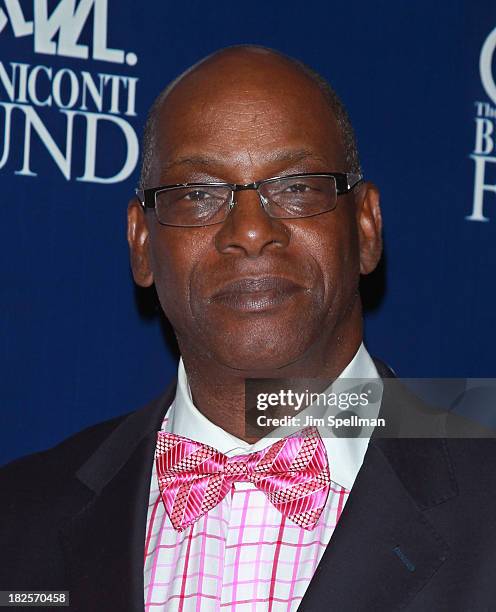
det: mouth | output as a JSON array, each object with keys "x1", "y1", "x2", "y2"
[{"x1": 210, "y1": 276, "x2": 305, "y2": 313}]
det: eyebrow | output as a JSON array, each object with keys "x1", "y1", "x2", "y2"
[{"x1": 162, "y1": 149, "x2": 323, "y2": 173}]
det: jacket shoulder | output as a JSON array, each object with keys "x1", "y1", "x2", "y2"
[
  {"x1": 0, "y1": 413, "x2": 129, "y2": 500},
  {"x1": 0, "y1": 383, "x2": 175, "y2": 501},
  {"x1": 0, "y1": 390, "x2": 173, "y2": 589}
]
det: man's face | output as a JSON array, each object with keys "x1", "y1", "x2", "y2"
[{"x1": 130, "y1": 52, "x2": 381, "y2": 373}]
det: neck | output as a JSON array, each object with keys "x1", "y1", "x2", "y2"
[{"x1": 178, "y1": 302, "x2": 363, "y2": 442}]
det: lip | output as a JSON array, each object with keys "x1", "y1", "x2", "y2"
[{"x1": 210, "y1": 276, "x2": 304, "y2": 312}]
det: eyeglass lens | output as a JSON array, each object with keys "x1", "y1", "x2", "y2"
[{"x1": 154, "y1": 176, "x2": 338, "y2": 227}]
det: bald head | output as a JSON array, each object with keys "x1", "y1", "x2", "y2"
[{"x1": 139, "y1": 45, "x2": 360, "y2": 188}]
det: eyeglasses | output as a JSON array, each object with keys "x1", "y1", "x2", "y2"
[{"x1": 135, "y1": 172, "x2": 363, "y2": 227}]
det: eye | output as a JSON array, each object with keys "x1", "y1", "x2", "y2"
[
  {"x1": 285, "y1": 182, "x2": 312, "y2": 193},
  {"x1": 183, "y1": 190, "x2": 213, "y2": 201}
]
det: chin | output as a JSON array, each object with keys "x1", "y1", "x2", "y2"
[
  {"x1": 190, "y1": 293, "x2": 327, "y2": 373},
  {"x1": 207, "y1": 326, "x2": 316, "y2": 375},
  {"x1": 216, "y1": 352, "x2": 301, "y2": 375}
]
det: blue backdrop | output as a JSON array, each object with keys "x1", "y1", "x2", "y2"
[{"x1": 1, "y1": 0, "x2": 495, "y2": 465}]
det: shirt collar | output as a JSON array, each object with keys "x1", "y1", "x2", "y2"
[{"x1": 163, "y1": 342, "x2": 382, "y2": 491}]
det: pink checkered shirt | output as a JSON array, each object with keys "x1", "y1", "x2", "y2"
[{"x1": 144, "y1": 344, "x2": 381, "y2": 611}]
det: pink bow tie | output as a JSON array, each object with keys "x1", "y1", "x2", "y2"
[{"x1": 155, "y1": 426, "x2": 330, "y2": 532}]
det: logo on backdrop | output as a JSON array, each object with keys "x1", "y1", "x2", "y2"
[
  {"x1": 469, "y1": 25, "x2": 496, "y2": 221},
  {"x1": 0, "y1": 0, "x2": 139, "y2": 184}
]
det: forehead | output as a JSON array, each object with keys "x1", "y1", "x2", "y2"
[{"x1": 152, "y1": 54, "x2": 345, "y2": 181}]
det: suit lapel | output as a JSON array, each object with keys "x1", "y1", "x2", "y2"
[
  {"x1": 59, "y1": 387, "x2": 175, "y2": 612},
  {"x1": 298, "y1": 439, "x2": 454, "y2": 611},
  {"x1": 299, "y1": 364, "x2": 458, "y2": 611}
]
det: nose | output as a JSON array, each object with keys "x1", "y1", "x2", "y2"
[{"x1": 214, "y1": 189, "x2": 290, "y2": 258}]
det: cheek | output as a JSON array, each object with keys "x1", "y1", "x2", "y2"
[
  {"x1": 148, "y1": 227, "x2": 212, "y2": 329},
  {"x1": 292, "y1": 215, "x2": 360, "y2": 308}
]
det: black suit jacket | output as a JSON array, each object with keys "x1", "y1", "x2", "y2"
[{"x1": 1, "y1": 361, "x2": 496, "y2": 611}]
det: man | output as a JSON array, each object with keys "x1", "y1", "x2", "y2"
[{"x1": 1, "y1": 46, "x2": 496, "y2": 611}]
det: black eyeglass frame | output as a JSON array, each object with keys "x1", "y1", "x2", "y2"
[{"x1": 135, "y1": 172, "x2": 363, "y2": 225}]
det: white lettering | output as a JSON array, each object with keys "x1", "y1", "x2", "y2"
[
  {"x1": 0, "y1": 62, "x2": 138, "y2": 116},
  {"x1": 27, "y1": 65, "x2": 52, "y2": 107},
  {"x1": 0, "y1": 0, "x2": 139, "y2": 185},
  {"x1": 80, "y1": 71, "x2": 104, "y2": 112},
  {"x1": 0, "y1": 61, "x2": 16, "y2": 100},
  {"x1": 77, "y1": 111, "x2": 138, "y2": 183},
  {"x1": 467, "y1": 154, "x2": 496, "y2": 222},
  {"x1": 34, "y1": 0, "x2": 92, "y2": 59},
  {"x1": 92, "y1": 0, "x2": 124, "y2": 63},
  {"x1": 0, "y1": 103, "x2": 15, "y2": 169},
  {"x1": 474, "y1": 118, "x2": 494, "y2": 155},
  {"x1": 1, "y1": 0, "x2": 134, "y2": 64},
  {"x1": 31, "y1": 0, "x2": 127, "y2": 63},
  {"x1": 125, "y1": 77, "x2": 138, "y2": 117},
  {"x1": 480, "y1": 26, "x2": 496, "y2": 107},
  {"x1": 0, "y1": 104, "x2": 138, "y2": 182},
  {"x1": 14, "y1": 105, "x2": 75, "y2": 180},
  {"x1": 16, "y1": 62, "x2": 28, "y2": 103},
  {"x1": 52, "y1": 68, "x2": 79, "y2": 109},
  {"x1": 0, "y1": 0, "x2": 33, "y2": 36}
]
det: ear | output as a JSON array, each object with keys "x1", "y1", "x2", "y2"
[
  {"x1": 355, "y1": 182, "x2": 383, "y2": 275},
  {"x1": 127, "y1": 197, "x2": 154, "y2": 287}
]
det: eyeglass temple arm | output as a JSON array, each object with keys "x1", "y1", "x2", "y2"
[
  {"x1": 347, "y1": 173, "x2": 363, "y2": 190},
  {"x1": 135, "y1": 188, "x2": 146, "y2": 207}
]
